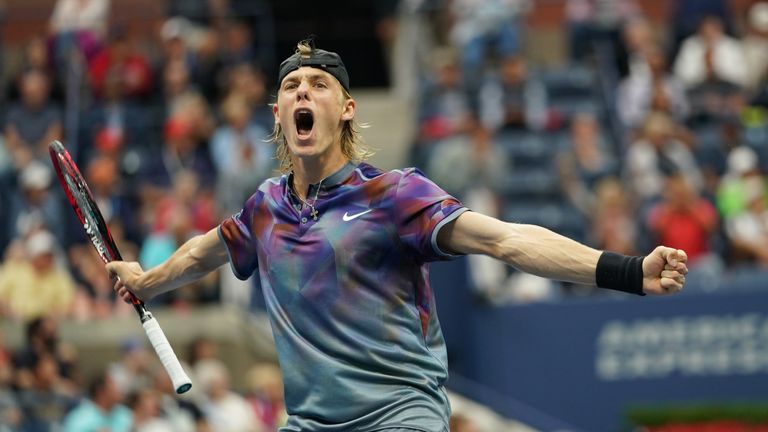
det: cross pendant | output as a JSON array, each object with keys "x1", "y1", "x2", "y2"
[{"x1": 310, "y1": 207, "x2": 318, "y2": 220}]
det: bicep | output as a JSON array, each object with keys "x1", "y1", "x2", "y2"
[
  {"x1": 437, "y1": 211, "x2": 512, "y2": 257},
  {"x1": 191, "y1": 227, "x2": 230, "y2": 270}
]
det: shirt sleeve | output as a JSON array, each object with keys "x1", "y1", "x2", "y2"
[
  {"x1": 394, "y1": 168, "x2": 468, "y2": 261},
  {"x1": 218, "y1": 191, "x2": 262, "y2": 280}
]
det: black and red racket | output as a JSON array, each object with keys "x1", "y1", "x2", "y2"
[{"x1": 49, "y1": 140, "x2": 192, "y2": 394}]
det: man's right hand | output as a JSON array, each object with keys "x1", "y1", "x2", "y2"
[{"x1": 106, "y1": 261, "x2": 148, "y2": 303}]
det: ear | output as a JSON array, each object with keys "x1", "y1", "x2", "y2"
[
  {"x1": 340, "y1": 98, "x2": 356, "y2": 121},
  {"x1": 272, "y1": 103, "x2": 280, "y2": 124}
]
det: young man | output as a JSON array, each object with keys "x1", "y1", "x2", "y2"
[{"x1": 108, "y1": 41, "x2": 688, "y2": 432}]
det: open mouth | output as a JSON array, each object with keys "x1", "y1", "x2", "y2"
[{"x1": 294, "y1": 109, "x2": 314, "y2": 138}]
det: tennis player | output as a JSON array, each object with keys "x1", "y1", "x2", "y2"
[{"x1": 108, "y1": 40, "x2": 688, "y2": 432}]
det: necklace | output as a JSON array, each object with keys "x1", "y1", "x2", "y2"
[{"x1": 292, "y1": 179, "x2": 323, "y2": 220}]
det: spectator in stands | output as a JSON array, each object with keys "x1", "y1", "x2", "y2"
[
  {"x1": 5, "y1": 36, "x2": 62, "y2": 103},
  {"x1": 211, "y1": 95, "x2": 274, "y2": 214},
  {"x1": 3, "y1": 68, "x2": 62, "y2": 171},
  {"x1": 669, "y1": 0, "x2": 733, "y2": 59},
  {"x1": 108, "y1": 339, "x2": 153, "y2": 396},
  {"x1": 13, "y1": 316, "x2": 79, "y2": 394},
  {"x1": 448, "y1": 0, "x2": 529, "y2": 89},
  {"x1": 48, "y1": 0, "x2": 109, "y2": 64},
  {"x1": 742, "y1": 2, "x2": 768, "y2": 92},
  {"x1": 221, "y1": 63, "x2": 273, "y2": 132},
  {"x1": 89, "y1": 27, "x2": 153, "y2": 101},
  {"x1": 724, "y1": 176, "x2": 768, "y2": 265},
  {"x1": 16, "y1": 354, "x2": 77, "y2": 431},
  {"x1": 220, "y1": 18, "x2": 256, "y2": 67},
  {"x1": 246, "y1": 363, "x2": 287, "y2": 431},
  {"x1": 557, "y1": 112, "x2": 618, "y2": 216},
  {"x1": 625, "y1": 112, "x2": 702, "y2": 202},
  {"x1": 62, "y1": 370, "x2": 132, "y2": 432},
  {"x1": 127, "y1": 388, "x2": 174, "y2": 432},
  {"x1": 414, "y1": 47, "x2": 476, "y2": 170},
  {"x1": 717, "y1": 146, "x2": 764, "y2": 220},
  {"x1": 0, "y1": 328, "x2": 21, "y2": 430},
  {"x1": 478, "y1": 54, "x2": 549, "y2": 133},
  {"x1": 565, "y1": 0, "x2": 640, "y2": 70},
  {"x1": 0, "y1": 230, "x2": 75, "y2": 321},
  {"x1": 646, "y1": 173, "x2": 719, "y2": 265},
  {"x1": 619, "y1": 17, "x2": 655, "y2": 79},
  {"x1": 673, "y1": 15, "x2": 748, "y2": 90},
  {"x1": 5, "y1": 160, "x2": 65, "y2": 246},
  {"x1": 618, "y1": 45, "x2": 690, "y2": 129},
  {"x1": 195, "y1": 359, "x2": 259, "y2": 432},
  {"x1": 152, "y1": 366, "x2": 210, "y2": 432},
  {"x1": 591, "y1": 178, "x2": 638, "y2": 256}
]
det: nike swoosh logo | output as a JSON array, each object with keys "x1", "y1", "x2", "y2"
[{"x1": 342, "y1": 209, "x2": 372, "y2": 221}]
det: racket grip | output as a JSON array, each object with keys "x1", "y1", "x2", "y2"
[{"x1": 142, "y1": 316, "x2": 192, "y2": 394}]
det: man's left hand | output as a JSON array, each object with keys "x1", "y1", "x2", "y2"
[{"x1": 642, "y1": 246, "x2": 688, "y2": 295}]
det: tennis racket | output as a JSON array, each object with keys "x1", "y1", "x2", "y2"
[{"x1": 49, "y1": 140, "x2": 192, "y2": 394}]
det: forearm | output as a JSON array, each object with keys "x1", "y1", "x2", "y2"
[
  {"x1": 137, "y1": 228, "x2": 228, "y2": 298},
  {"x1": 494, "y1": 223, "x2": 601, "y2": 285},
  {"x1": 442, "y1": 212, "x2": 601, "y2": 285}
]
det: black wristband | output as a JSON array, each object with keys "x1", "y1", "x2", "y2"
[{"x1": 595, "y1": 252, "x2": 646, "y2": 296}]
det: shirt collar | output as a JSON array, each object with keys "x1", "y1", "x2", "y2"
[{"x1": 285, "y1": 161, "x2": 357, "y2": 198}]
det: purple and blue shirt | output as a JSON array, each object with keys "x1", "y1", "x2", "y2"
[{"x1": 219, "y1": 162, "x2": 467, "y2": 431}]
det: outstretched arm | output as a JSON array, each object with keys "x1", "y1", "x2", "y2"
[
  {"x1": 107, "y1": 227, "x2": 229, "y2": 302},
  {"x1": 437, "y1": 211, "x2": 687, "y2": 295}
]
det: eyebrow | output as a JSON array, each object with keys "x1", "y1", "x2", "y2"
[{"x1": 282, "y1": 73, "x2": 331, "y2": 85}]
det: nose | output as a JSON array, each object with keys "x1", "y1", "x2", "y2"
[{"x1": 296, "y1": 80, "x2": 310, "y2": 101}]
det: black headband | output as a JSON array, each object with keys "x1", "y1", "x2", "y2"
[{"x1": 278, "y1": 46, "x2": 350, "y2": 92}]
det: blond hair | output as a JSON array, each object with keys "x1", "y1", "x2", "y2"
[{"x1": 269, "y1": 41, "x2": 373, "y2": 173}]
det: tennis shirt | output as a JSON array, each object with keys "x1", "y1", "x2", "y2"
[{"x1": 219, "y1": 162, "x2": 468, "y2": 431}]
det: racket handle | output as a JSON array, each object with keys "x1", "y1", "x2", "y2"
[{"x1": 142, "y1": 316, "x2": 192, "y2": 394}]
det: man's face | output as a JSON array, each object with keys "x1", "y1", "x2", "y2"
[{"x1": 273, "y1": 67, "x2": 355, "y2": 162}]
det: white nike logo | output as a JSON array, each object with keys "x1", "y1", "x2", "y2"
[{"x1": 342, "y1": 209, "x2": 372, "y2": 221}]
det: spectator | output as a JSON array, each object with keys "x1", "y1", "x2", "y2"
[
  {"x1": 210, "y1": 95, "x2": 274, "y2": 214},
  {"x1": 673, "y1": 15, "x2": 748, "y2": 89},
  {"x1": 724, "y1": 176, "x2": 768, "y2": 265},
  {"x1": 565, "y1": 0, "x2": 640, "y2": 68},
  {"x1": 49, "y1": 0, "x2": 109, "y2": 64},
  {"x1": 3, "y1": 68, "x2": 62, "y2": 170},
  {"x1": 88, "y1": 28, "x2": 153, "y2": 101},
  {"x1": 5, "y1": 160, "x2": 65, "y2": 246},
  {"x1": 0, "y1": 230, "x2": 75, "y2": 321},
  {"x1": 625, "y1": 112, "x2": 702, "y2": 202},
  {"x1": 717, "y1": 146, "x2": 766, "y2": 219},
  {"x1": 127, "y1": 388, "x2": 173, "y2": 432},
  {"x1": 742, "y1": 2, "x2": 768, "y2": 92},
  {"x1": 220, "y1": 63, "x2": 273, "y2": 132},
  {"x1": 62, "y1": 370, "x2": 132, "y2": 432},
  {"x1": 196, "y1": 359, "x2": 259, "y2": 432},
  {"x1": 414, "y1": 47, "x2": 475, "y2": 170},
  {"x1": 108, "y1": 339, "x2": 153, "y2": 396},
  {"x1": 16, "y1": 354, "x2": 77, "y2": 431},
  {"x1": 619, "y1": 17, "x2": 655, "y2": 79},
  {"x1": 0, "y1": 329, "x2": 21, "y2": 430},
  {"x1": 245, "y1": 363, "x2": 286, "y2": 431},
  {"x1": 448, "y1": 0, "x2": 529, "y2": 88},
  {"x1": 618, "y1": 45, "x2": 690, "y2": 128},
  {"x1": 152, "y1": 365, "x2": 210, "y2": 432},
  {"x1": 591, "y1": 178, "x2": 638, "y2": 256},
  {"x1": 478, "y1": 54, "x2": 549, "y2": 133},
  {"x1": 556, "y1": 112, "x2": 618, "y2": 215},
  {"x1": 12, "y1": 316, "x2": 79, "y2": 394},
  {"x1": 646, "y1": 173, "x2": 718, "y2": 265}
]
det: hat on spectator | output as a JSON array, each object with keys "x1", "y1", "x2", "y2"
[
  {"x1": 749, "y1": 2, "x2": 768, "y2": 32},
  {"x1": 26, "y1": 230, "x2": 56, "y2": 257},
  {"x1": 20, "y1": 160, "x2": 52, "y2": 190},
  {"x1": 727, "y1": 147, "x2": 758, "y2": 177}
]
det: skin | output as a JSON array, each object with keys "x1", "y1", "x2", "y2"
[{"x1": 107, "y1": 65, "x2": 688, "y2": 303}]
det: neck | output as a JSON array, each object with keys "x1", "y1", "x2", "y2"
[{"x1": 291, "y1": 151, "x2": 348, "y2": 199}]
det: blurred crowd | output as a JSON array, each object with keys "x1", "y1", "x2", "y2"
[
  {"x1": 408, "y1": 0, "x2": 768, "y2": 302},
  {"x1": 0, "y1": 0, "x2": 768, "y2": 428},
  {"x1": 0, "y1": 316, "x2": 287, "y2": 431}
]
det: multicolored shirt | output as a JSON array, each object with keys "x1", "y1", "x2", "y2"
[{"x1": 219, "y1": 162, "x2": 468, "y2": 432}]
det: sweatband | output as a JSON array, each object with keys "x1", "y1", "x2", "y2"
[
  {"x1": 278, "y1": 45, "x2": 350, "y2": 92},
  {"x1": 595, "y1": 252, "x2": 646, "y2": 296}
]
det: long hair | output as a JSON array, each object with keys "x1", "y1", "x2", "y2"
[{"x1": 269, "y1": 42, "x2": 373, "y2": 173}]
